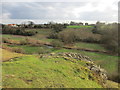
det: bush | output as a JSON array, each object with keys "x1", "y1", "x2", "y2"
[
  {"x1": 19, "y1": 37, "x2": 43, "y2": 47},
  {"x1": 2, "y1": 26, "x2": 37, "y2": 36},
  {"x1": 58, "y1": 30, "x2": 77, "y2": 44},
  {"x1": 100, "y1": 25, "x2": 118, "y2": 53},
  {"x1": 48, "y1": 32, "x2": 58, "y2": 39},
  {"x1": 51, "y1": 40, "x2": 63, "y2": 48},
  {"x1": 58, "y1": 29, "x2": 101, "y2": 44},
  {"x1": 52, "y1": 24, "x2": 64, "y2": 33}
]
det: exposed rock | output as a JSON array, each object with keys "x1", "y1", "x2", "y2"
[{"x1": 40, "y1": 52, "x2": 108, "y2": 85}]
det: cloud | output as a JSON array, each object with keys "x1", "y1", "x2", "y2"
[{"x1": 1, "y1": 1, "x2": 119, "y2": 23}]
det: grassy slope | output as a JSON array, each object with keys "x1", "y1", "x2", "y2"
[
  {"x1": 1, "y1": 48, "x2": 25, "y2": 61},
  {"x1": 53, "y1": 49, "x2": 118, "y2": 76},
  {"x1": 2, "y1": 55, "x2": 102, "y2": 88}
]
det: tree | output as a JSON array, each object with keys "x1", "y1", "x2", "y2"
[
  {"x1": 52, "y1": 24, "x2": 64, "y2": 33},
  {"x1": 28, "y1": 21, "x2": 35, "y2": 28}
]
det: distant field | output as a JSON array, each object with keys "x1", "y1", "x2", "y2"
[
  {"x1": 2, "y1": 34, "x2": 25, "y2": 41},
  {"x1": 75, "y1": 42, "x2": 106, "y2": 51},
  {"x1": 67, "y1": 25, "x2": 94, "y2": 28}
]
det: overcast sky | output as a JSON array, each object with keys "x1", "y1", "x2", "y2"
[{"x1": 1, "y1": 0, "x2": 119, "y2": 24}]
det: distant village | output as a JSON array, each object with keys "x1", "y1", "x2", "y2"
[{"x1": 3, "y1": 21, "x2": 96, "y2": 28}]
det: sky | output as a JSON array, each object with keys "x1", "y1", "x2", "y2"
[{"x1": 0, "y1": 0, "x2": 119, "y2": 24}]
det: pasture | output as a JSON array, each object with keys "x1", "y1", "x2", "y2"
[{"x1": 67, "y1": 25, "x2": 94, "y2": 28}]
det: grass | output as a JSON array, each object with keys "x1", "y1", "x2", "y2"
[
  {"x1": 1, "y1": 48, "x2": 25, "y2": 61},
  {"x1": 2, "y1": 33, "x2": 118, "y2": 78},
  {"x1": 2, "y1": 55, "x2": 102, "y2": 88},
  {"x1": 75, "y1": 42, "x2": 106, "y2": 51},
  {"x1": 53, "y1": 48, "x2": 118, "y2": 76},
  {"x1": 6, "y1": 44, "x2": 54, "y2": 54},
  {"x1": 67, "y1": 25, "x2": 94, "y2": 28},
  {"x1": 6, "y1": 43, "x2": 117, "y2": 74},
  {"x1": 106, "y1": 80, "x2": 118, "y2": 88},
  {"x1": 2, "y1": 34, "x2": 25, "y2": 41}
]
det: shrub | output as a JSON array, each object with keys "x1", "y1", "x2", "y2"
[
  {"x1": 100, "y1": 26, "x2": 118, "y2": 53},
  {"x1": 52, "y1": 24, "x2": 64, "y2": 33},
  {"x1": 2, "y1": 26, "x2": 37, "y2": 36},
  {"x1": 58, "y1": 30, "x2": 77, "y2": 44},
  {"x1": 20, "y1": 38, "x2": 42, "y2": 46},
  {"x1": 58, "y1": 29, "x2": 101, "y2": 44},
  {"x1": 51, "y1": 40, "x2": 63, "y2": 48},
  {"x1": 48, "y1": 32, "x2": 58, "y2": 39}
]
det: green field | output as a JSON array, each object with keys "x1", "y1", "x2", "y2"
[
  {"x1": 2, "y1": 55, "x2": 102, "y2": 88},
  {"x1": 2, "y1": 34, "x2": 25, "y2": 41},
  {"x1": 6, "y1": 44, "x2": 54, "y2": 54},
  {"x1": 75, "y1": 42, "x2": 106, "y2": 51},
  {"x1": 67, "y1": 25, "x2": 94, "y2": 28}
]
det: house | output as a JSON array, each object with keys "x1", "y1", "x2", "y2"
[{"x1": 8, "y1": 24, "x2": 18, "y2": 27}]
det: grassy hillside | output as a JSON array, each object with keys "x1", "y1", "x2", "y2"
[
  {"x1": 2, "y1": 55, "x2": 102, "y2": 88},
  {"x1": 53, "y1": 49, "x2": 118, "y2": 76},
  {"x1": 1, "y1": 48, "x2": 25, "y2": 61}
]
